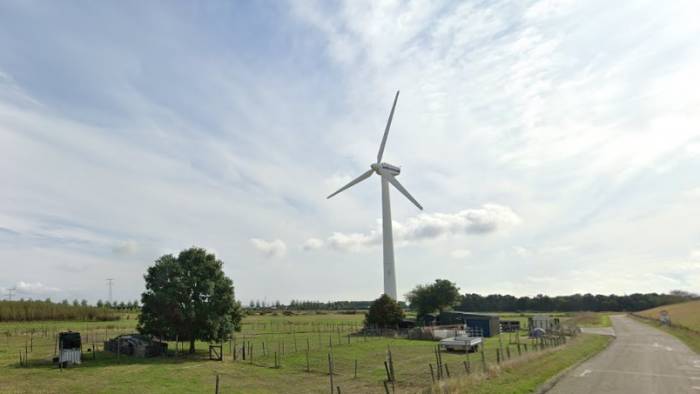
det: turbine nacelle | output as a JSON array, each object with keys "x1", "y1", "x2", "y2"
[{"x1": 372, "y1": 162, "x2": 401, "y2": 176}]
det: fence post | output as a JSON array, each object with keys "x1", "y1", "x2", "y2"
[
  {"x1": 215, "y1": 374, "x2": 220, "y2": 394},
  {"x1": 328, "y1": 353, "x2": 334, "y2": 394}
]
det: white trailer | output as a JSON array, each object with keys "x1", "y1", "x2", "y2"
[{"x1": 439, "y1": 335, "x2": 482, "y2": 353}]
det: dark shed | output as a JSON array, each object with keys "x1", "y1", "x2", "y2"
[{"x1": 438, "y1": 311, "x2": 500, "y2": 337}]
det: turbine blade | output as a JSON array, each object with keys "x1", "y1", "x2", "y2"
[
  {"x1": 377, "y1": 90, "x2": 400, "y2": 163},
  {"x1": 327, "y1": 169, "x2": 374, "y2": 199},
  {"x1": 383, "y1": 173, "x2": 423, "y2": 210}
]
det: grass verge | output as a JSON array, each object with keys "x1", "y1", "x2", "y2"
[
  {"x1": 427, "y1": 334, "x2": 611, "y2": 394},
  {"x1": 630, "y1": 314, "x2": 700, "y2": 354}
]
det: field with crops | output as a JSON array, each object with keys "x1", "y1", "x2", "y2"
[
  {"x1": 0, "y1": 312, "x2": 605, "y2": 393},
  {"x1": 636, "y1": 300, "x2": 700, "y2": 331}
]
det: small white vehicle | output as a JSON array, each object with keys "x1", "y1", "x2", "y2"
[{"x1": 439, "y1": 335, "x2": 482, "y2": 353}]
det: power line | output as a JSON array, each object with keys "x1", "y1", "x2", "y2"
[{"x1": 106, "y1": 278, "x2": 114, "y2": 303}]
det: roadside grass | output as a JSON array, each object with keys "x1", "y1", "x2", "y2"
[
  {"x1": 428, "y1": 334, "x2": 612, "y2": 394},
  {"x1": 636, "y1": 300, "x2": 700, "y2": 331},
  {"x1": 630, "y1": 314, "x2": 700, "y2": 354}
]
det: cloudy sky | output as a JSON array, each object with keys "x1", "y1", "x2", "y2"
[{"x1": 1, "y1": 0, "x2": 699, "y2": 304}]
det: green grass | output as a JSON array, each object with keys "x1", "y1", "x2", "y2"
[
  {"x1": 0, "y1": 313, "x2": 609, "y2": 393},
  {"x1": 568, "y1": 312, "x2": 612, "y2": 328},
  {"x1": 432, "y1": 334, "x2": 612, "y2": 394}
]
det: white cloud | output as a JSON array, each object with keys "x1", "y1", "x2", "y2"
[
  {"x1": 691, "y1": 250, "x2": 700, "y2": 261},
  {"x1": 112, "y1": 240, "x2": 139, "y2": 255},
  {"x1": 514, "y1": 246, "x2": 532, "y2": 257},
  {"x1": 15, "y1": 281, "x2": 60, "y2": 296},
  {"x1": 450, "y1": 249, "x2": 472, "y2": 259},
  {"x1": 302, "y1": 238, "x2": 324, "y2": 251},
  {"x1": 250, "y1": 238, "x2": 287, "y2": 258},
  {"x1": 327, "y1": 204, "x2": 520, "y2": 251}
]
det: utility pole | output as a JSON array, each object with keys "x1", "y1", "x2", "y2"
[
  {"x1": 106, "y1": 279, "x2": 114, "y2": 304},
  {"x1": 6, "y1": 287, "x2": 16, "y2": 301}
]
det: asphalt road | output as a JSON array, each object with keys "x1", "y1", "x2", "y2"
[{"x1": 548, "y1": 315, "x2": 700, "y2": 394}]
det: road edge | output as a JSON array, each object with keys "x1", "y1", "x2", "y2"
[{"x1": 534, "y1": 334, "x2": 615, "y2": 394}]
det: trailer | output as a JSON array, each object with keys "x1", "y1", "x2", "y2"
[{"x1": 438, "y1": 335, "x2": 482, "y2": 353}]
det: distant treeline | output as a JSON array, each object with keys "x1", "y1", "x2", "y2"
[
  {"x1": 0, "y1": 300, "x2": 120, "y2": 322},
  {"x1": 287, "y1": 300, "x2": 374, "y2": 310},
  {"x1": 457, "y1": 291, "x2": 698, "y2": 313}
]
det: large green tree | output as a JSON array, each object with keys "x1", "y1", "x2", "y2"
[
  {"x1": 364, "y1": 294, "x2": 404, "y2": 329},
  {"x1": 138, "y1": 247, "x2": 242, "y2": 353},
  {"x1": 406, "y1": 279, "x2": 461, "y2": 318}
]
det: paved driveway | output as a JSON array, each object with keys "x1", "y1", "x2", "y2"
[{"x1": 548, "y1": 315, "x2": 700, "y2": 393}]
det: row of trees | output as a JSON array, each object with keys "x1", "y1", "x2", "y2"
[
  {"x1": 95, "y1": 300, "x2": 140, "y2": 310},
  {"x1": 458, "y1": 291, "x2": 697, "y2": 313},
  {"x1": 0, "y1": 300, "x2": 118, "y2": 322},
  {"x1": 405, "y1": 279, "x2": 699, "y2": 318}
]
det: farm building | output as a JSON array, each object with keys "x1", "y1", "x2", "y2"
[
  {"x1": 499, "y1": 320, "x2": 521, "y2": 332},
  {"x1": 528, "y1": 315, "x2": 560, "y2": 334},
  {"x1": 438, "y1": 311, "x2": 500, "y2": 337},
  {"x1": 104, "y1": 334, "x2": 168, "y2": 357}
]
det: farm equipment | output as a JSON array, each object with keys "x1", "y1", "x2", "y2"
[{"x1": 438, "y1": 335, "x2": 482, "y2": 353}]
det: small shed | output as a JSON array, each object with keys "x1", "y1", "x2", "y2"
[
  {"x1": 104, "y1": 334, "x2": 168, "y2": 357},
  {"x1": 528, "y1": 315, "x2": 560, "y2": 334},
  {"x1": 56, "y1": 331, "x2": 82, "y2": 365},
  {"x1": 438, "y1": 311, "x2": 500, "y2": 337},
  {"x1": 500, "y1": 320, "x2": 521, "y2": 333}
]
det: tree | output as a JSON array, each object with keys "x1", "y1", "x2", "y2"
[
  {"x1": 138, "y1": 247, "x2": 242, "y2": 353},
  {"x1": 96, "y1": 299, "x2": 104, "y2": 308},
  {"x1": 364, "y1": 294, "x2": 404, "y2": 329},
  {"x1": 406, "y1": 279, "x2": 460, "y2": 318},
  {"x1": 80, "y1": 299, "x2": 88, "y2": 307}
]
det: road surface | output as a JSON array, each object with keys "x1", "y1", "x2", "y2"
[{"x1": 548, "y1": 315, "x2": 700, "y2": 394}]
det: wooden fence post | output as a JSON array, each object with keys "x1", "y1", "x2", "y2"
[{"x1": 328, "y1": 353, "x2": 334, "y2": 394}]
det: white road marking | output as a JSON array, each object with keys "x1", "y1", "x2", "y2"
[
  {"x1": 586, "y1": 369, "x2": 696, "y2": 380},
  {"x1": 666, "y1": 346, "x2": 673, "y2": 351},
  {"x1": 691, "y1": 386, "x2": 700, "y2": 391},
  {"x1": 579, "y1": 369, "x2": 592, "y2": 377}
]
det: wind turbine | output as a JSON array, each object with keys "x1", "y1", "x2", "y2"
[{"x1": 327, "y1": 91, "x2": 423, "y2": 300}]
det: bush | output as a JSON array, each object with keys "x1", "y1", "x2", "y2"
[{"x1": 365, "y1": 294, "x2": 404, "y2": 329}]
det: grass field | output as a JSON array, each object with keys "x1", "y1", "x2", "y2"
[
  {"x1": 0, "y1": 312, "x2": 603, "y2": 393},
  {"x1": 568, "y1": 312, "x2": 611, "y2": 328},
  {"x1": 636, "y1": 300, "x2": 700, "y2": 331},
  {"x1": 633, "y1": 300, "x2": 700, "y2": 354}
]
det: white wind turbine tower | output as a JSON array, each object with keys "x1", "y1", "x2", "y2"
[{"x1": 327, "y1": 91, "x2": 423, "y2": 300}]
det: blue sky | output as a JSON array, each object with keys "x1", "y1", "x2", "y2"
[{"x1": 1, "y1": 0, "x2": 699, "y2": 304}]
